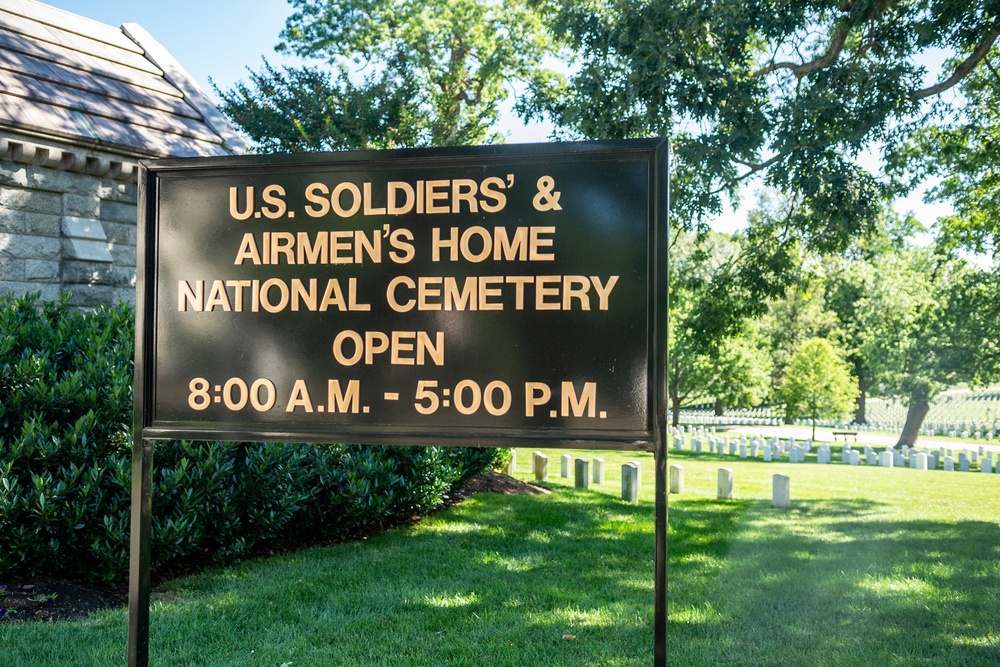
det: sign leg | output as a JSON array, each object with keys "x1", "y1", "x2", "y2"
[
  {"x1": 128, "y1": 437, "x2": 153, "y2": 667},
  {"x1": 654, "y1": 439, "x2": 668, "y2": 666}
]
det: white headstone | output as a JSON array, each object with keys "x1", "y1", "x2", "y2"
[
  {"x1": 850, "y1": 450, "x2": 861, "y2": 466},
  {"x1": 669, "y1": 463, "x2": 684, "y2": 494},
  {"x1": 621, "y1": 463, "x2": 639, "y2": 504},
  {"x1": 629, "y1": 460, "x2": 642, "y2": 490},
  {"x1": 772, "y1": 474, "x2": 790, "y2": 509},
  {"x1": 717, "y1": 467, "x2": 734, "y2": 500},
  {"x1": 915, "y1": 452, "x2": 928, "y2": 470},
  {"x1": 944, "y1": 456, "x2": 955, "y2": 472},
  {"x1": 533, "y1": 452, "x2": 548, "y2": 481},
  {"x1": 880, "y1": 451, "x2": 894, "y2": 468},
  {"x1": 592, "y1": 457, "x2": 605, "y2": 484}
]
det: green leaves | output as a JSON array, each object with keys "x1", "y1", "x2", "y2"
[
  {"x1": 777, "y1": 338, "x2": 859, "y2": 425},
  {"x1": 224, "y1": 0, "x2": 560, "y2": 150},
  {"x1": 0, "y1": 294, "x2": 503, "y2": 583}
]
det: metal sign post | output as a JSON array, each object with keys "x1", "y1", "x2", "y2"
[{"x1": 129, "y1": 139, "x2": 668, "y2": 666}]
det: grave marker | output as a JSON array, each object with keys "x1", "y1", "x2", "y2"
[
  {"x1": 592, "y1": 457, "x2": 605, "y2": 484},
  {"x1": 575, "y1": 459, "x2": 589, "y2": 488},
  {"x1": 773, "y1": 474, "x2": 790, "y2": 509},
  {"x1": 534, "y1": 452, "x2": 548, "y2": 481},
  {"x1": 669, "y1": 464, "x2": 684, "y2": 494},
  {"x1": 717, "y1": 468, "x2": 734, "y2": 500}
]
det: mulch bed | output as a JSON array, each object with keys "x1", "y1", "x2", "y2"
[{"x1": 0, "y1": 472, "x2": 546, "y2": 624}]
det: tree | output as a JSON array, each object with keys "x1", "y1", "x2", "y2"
[
  {"x1": 668, "y1": 230, "x2": 775, "y2": 424},
  {"x1": 527, "y1": 1, "x2": 1000, "y2": 238},
  {"x1": 824, "y1": 241, "x2": 935, "y2": 424},
  {"x1": 220, "y1": 0, "x2": 560, "y2": 150},
  {"x1": 909, "y1": 46, "x2": 1000, "y2": 261},
  {"x1": 759, "y1": 272, "x2": 838, "y2": 400},
  {"x1": 702, "y1": 329, "x2": 773, "y2": 415},
  {"x1": 217, "y1": 60, "x2": 424, "y2": 152},
  {"x1": 777, "y1": 338, "x2": 859, "y2": 440},
  {"x1": 886, "y1": 50, "x2": 1000, "y2": 443}
]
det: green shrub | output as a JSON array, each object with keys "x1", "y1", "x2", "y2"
[{"x1": 0, "y1": 293, "x2": 502, "y2": 583}]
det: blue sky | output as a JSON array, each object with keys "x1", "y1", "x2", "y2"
[{"x1": 42, "y1": 0, "x2": 300, "y2": 101}]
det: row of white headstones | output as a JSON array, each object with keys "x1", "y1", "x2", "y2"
[
  {"x1": 670, "y1": 426, "x2": 1000, "y2": 473},
  {"x1": 667, "y1": 463, "x2": 792, "y2": 508},
  {"x1": 507, "y1": 450, "x2": 644, "y2": 505}
]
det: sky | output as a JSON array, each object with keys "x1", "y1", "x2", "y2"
[{"x1": 41, "y1": 0, "x2": 951, "y2": 231}]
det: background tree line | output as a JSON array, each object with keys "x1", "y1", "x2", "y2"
[{"x1": 218, "y1": 0, "x2": 1000, "y2": 446}]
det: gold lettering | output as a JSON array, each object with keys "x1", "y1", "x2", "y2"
[
  {"x1": 205, "y1": 280, "x2": 232, "y2": 312},
  {"x1": 562, "y1": 275, "x2": 591, "y2": 310},
  {"x1": 592, "y1": 275, "x2": 619, "y2": 310},
  {"x1": 363, "y1": 182, "x2": 387, "y2": 216},
  {"x1": 304, "y1": 182, "x2": 330, "y2": 217},
  {"x1": 388, "y1": 181, "x2": 415, "y2": 215},
  {"x1": 451, "y1": 179, "x2": 479, "y2": 213},
  {"x1": 387, "y1": 276, "x2": 416, "y2": 312},
  {"x1": 234, "y1": 233, "x2": 262, "y2": 265},
  {"x1": 291, "y1": 278, "x2": 317, "y2": 312},
  {"x1": 535, "y1": 275, "x2": 561, "y2": 310},
  {"x1": 529, "y1": 226, "x2": 555, "y2": 261},
  {"x1": 286, "y1": 379, "x2": 314, "y2": 412},
  {"x1": 479, "y1": 276, "x2": 504, "y2": 311},
  {"x1": 297, "y1": 232, "x2": 328, "y2": 264},
  {"x1": 178, "y1": 280, "x2": 203, "y2": 312},
  {"x1": 425, "y1": 180, "x2": 450, "y2": 214},
  {"x1": 332, "y1": 182, "x2": 361, "y2": 217},
  {"x1": 417, "y1": 276, "x2": 443, "y2": 311}
]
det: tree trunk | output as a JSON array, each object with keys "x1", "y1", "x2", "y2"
[
  {"x1": 854, "y1": 372, "x2": 867, "y2": 425},
  {"x1": 671, "y1": 395, "x2": 680, "y2": 427},
  {"x1": 714, "y1": 398, "x2": 725, "y2": 416},
  {"x1": 896, "y1": 398, "x2": 930, "y2": 448}
]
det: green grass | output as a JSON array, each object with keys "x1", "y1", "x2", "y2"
[
  {"x1": 667, "y1": 449, "x2": 1000, "y2": 666},
  {"x1": 0, "y1": 449, "x2": 658, "y2": 667},
  {"x1": 3, "y1": 447, "x2": 1000, "y2": 666}
]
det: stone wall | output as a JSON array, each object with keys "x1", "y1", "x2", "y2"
[{"x1": 0, "y1": 134, "x2": 139, "y2": 307}]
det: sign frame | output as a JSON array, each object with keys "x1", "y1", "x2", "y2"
[{"x1": 129, "y1": 138, "x2": 668, "y2": 666}]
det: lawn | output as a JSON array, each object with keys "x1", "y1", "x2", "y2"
[{"x1": 2, "y1": 445, "x2": 999, "y2": 666}]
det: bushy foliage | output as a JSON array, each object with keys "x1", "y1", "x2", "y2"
[{"x1": 0, "y1": 294, "x2": 501, "y2": 582}]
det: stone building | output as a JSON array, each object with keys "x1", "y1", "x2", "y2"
[{"x1": 0, "y1": 0, "x2": 250, "y2": 306}]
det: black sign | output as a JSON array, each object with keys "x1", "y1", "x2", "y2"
[{"x1": 135, "y1": 140, "x2": 667, "y2": 449}]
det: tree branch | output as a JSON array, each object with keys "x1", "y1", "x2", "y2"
[
  {"x1": 913, "y1": 26, "x2": 1000, "y2": 100},
  {"x1": 710, "y1": 151, "x2": 790, "y2": 196},
  {"x1": 753, "y1": 27, "x2": 848, "y2": 79}
]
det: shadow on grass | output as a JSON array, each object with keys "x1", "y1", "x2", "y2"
[
  {"x1": 139, "y1": 487, "x2": 659, "y2": 667},
  {"x1": 669, "y1": 497, "x2": 1000, "y2": 667}
]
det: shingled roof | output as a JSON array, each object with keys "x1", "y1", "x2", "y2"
[{"x1": 0, "y1": 0, "x2": 251, "y2": 158}]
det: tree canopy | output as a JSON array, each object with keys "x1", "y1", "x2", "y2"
[
  {"x1": 527, "y1": 0, "x2": 1000, "y2": 237},
  {"x1": 219, "y1": 0, "x2": 559, "y2": 150},
  {"x1": 777, "y1": 337, "x2": 859, "y2": 440}
]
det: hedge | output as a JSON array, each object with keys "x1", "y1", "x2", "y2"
[{"x1": 0, "y1": 293, "x2": 502, "y2": 583}]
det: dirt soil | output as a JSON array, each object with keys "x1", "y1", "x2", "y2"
[{"x1": 0, "y1": 472, "x2": 545, "y2": 624}]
